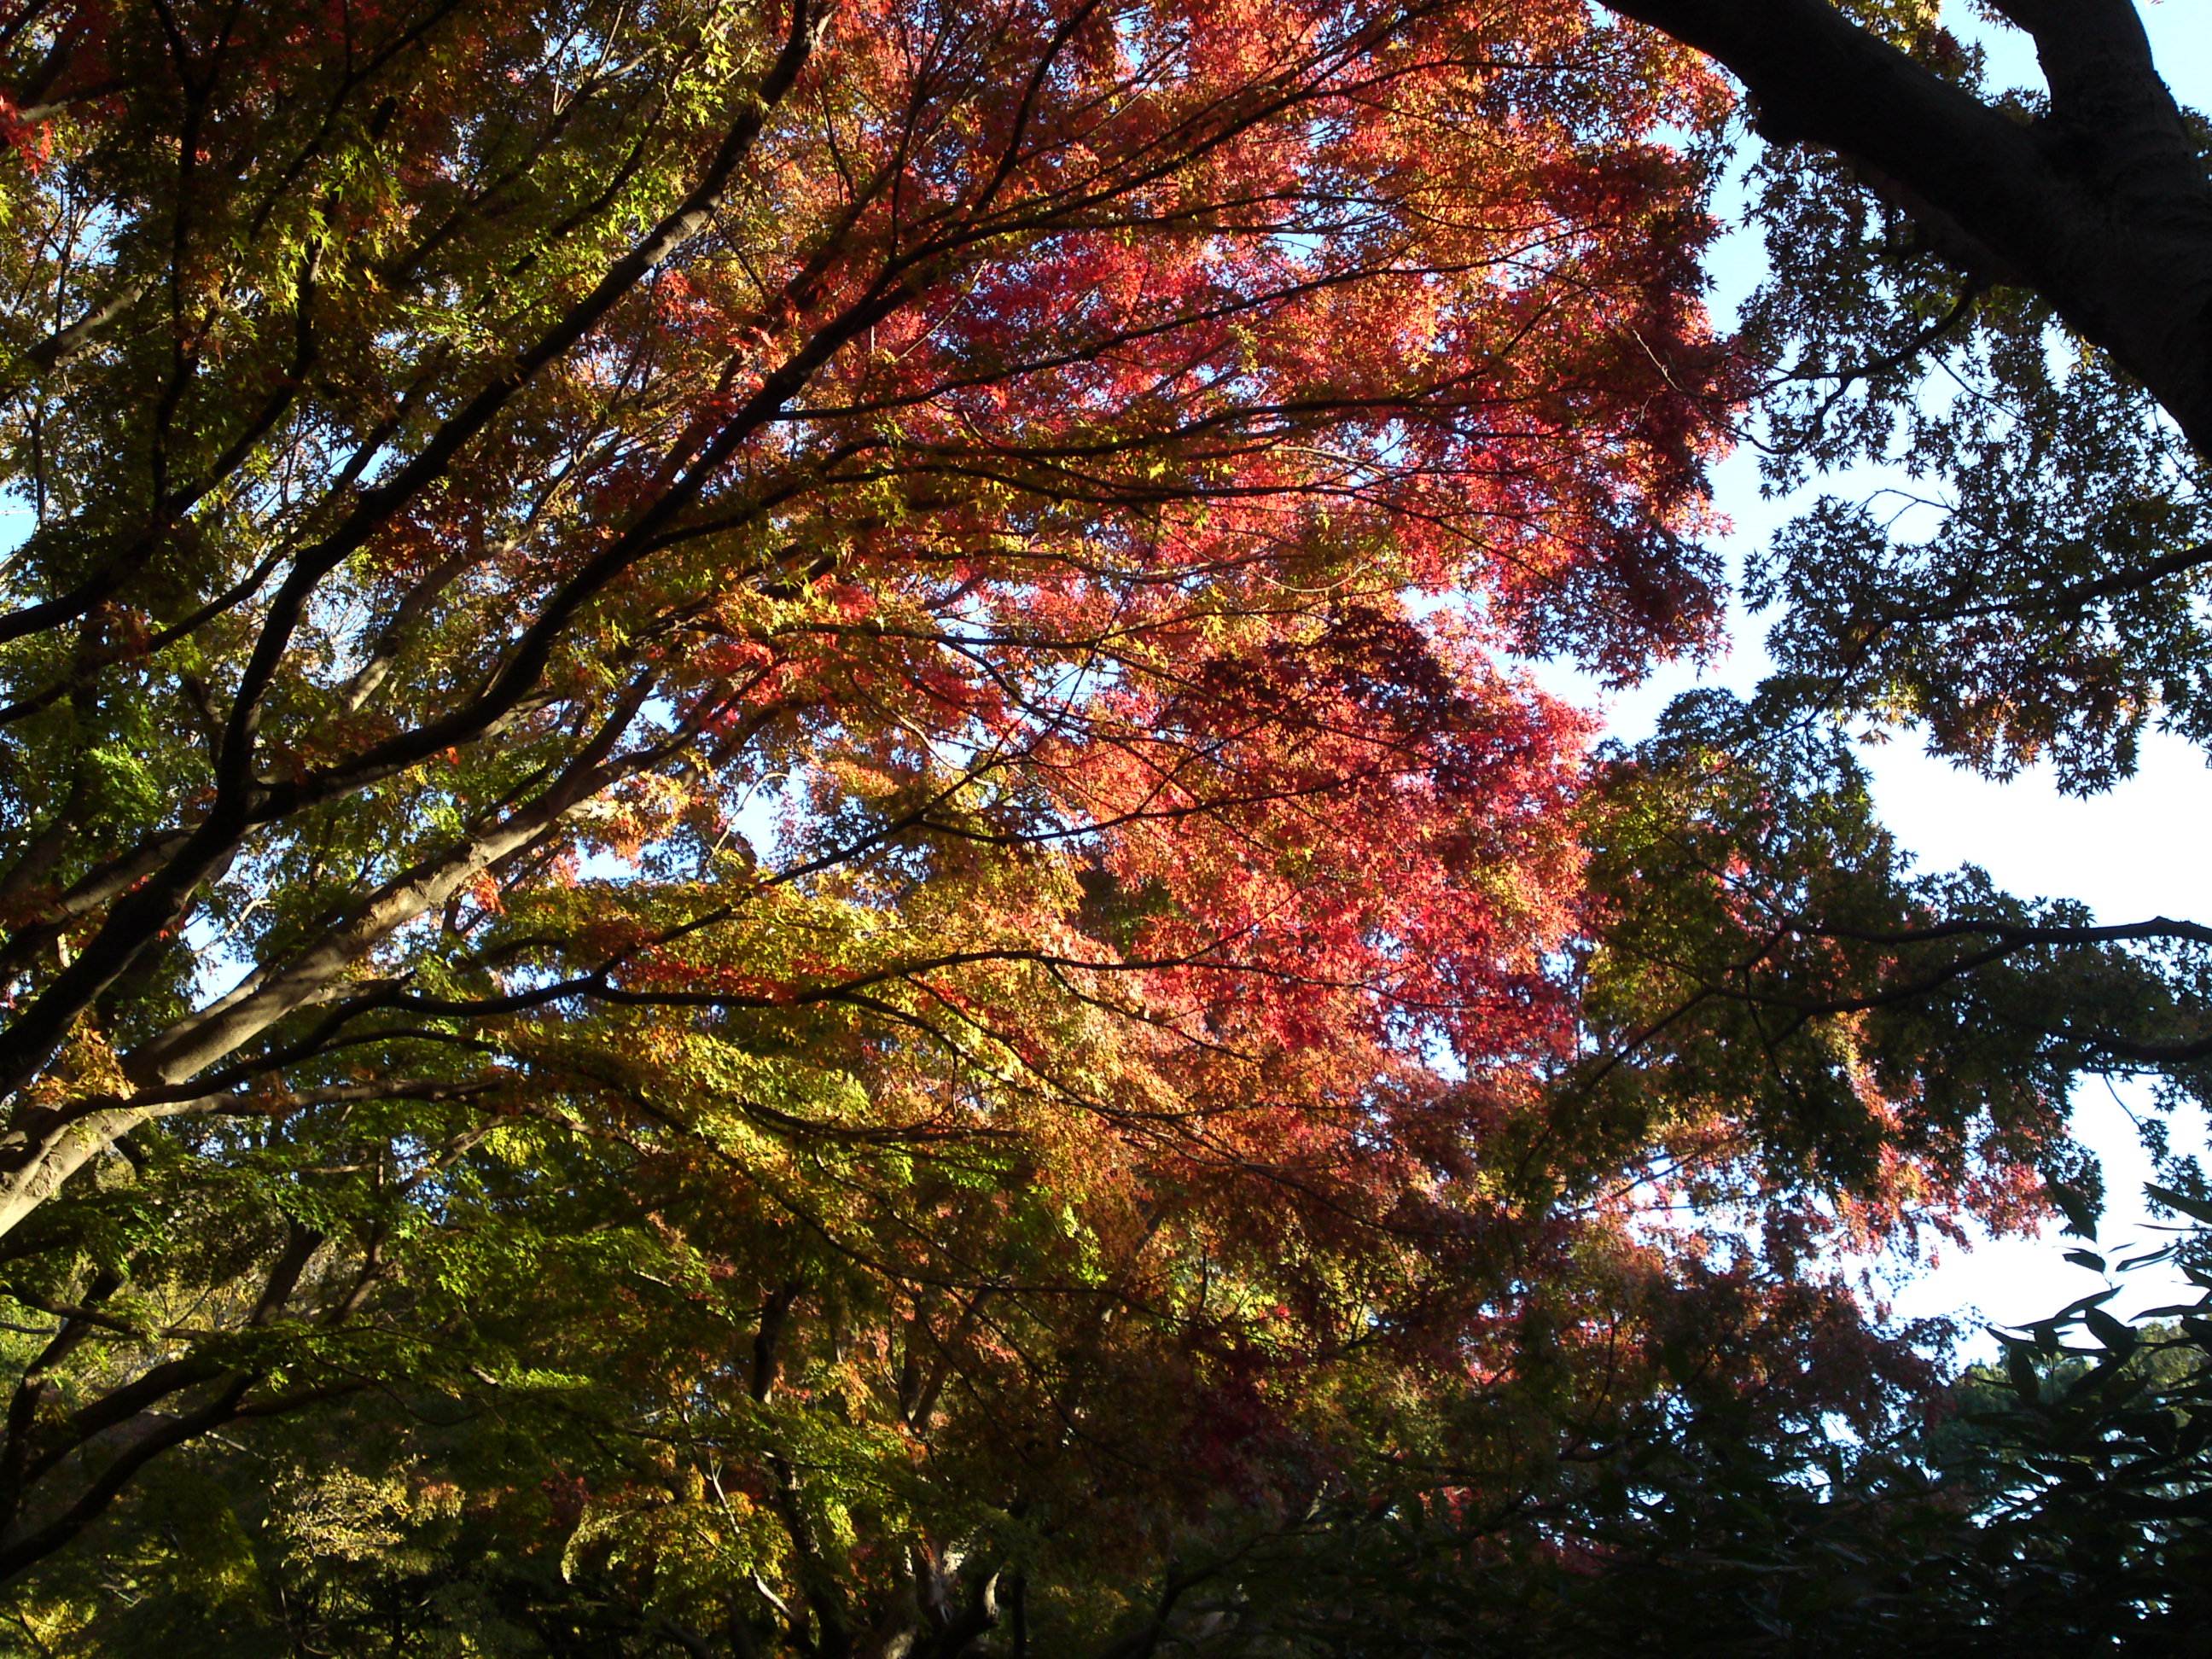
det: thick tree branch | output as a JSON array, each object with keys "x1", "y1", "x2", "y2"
[{"x1": 1603, "y1": 0, "x2": 2212, "y2": 453}]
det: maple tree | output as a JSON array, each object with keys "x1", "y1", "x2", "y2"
[
  {"x1": 0, "y1": 0, "x2": 2208, "y2": 1653},
  {"x1": 0, "y1": 0, "x2": 1784, "y2": 1626}
]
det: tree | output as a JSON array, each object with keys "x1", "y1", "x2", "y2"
[
  {"x1": 1520, "y1": 0, "x2": 2212, "y2": 1243},
  {"x1": 0, "y1": 0, "x2": 1818, "y2": 1624},
  {"x1": 3, "y1": 1, "x2": 2203, "y2": 1651},
  {"x1": 1580, "y1": 0, "x2": 2212, "y2": 790}
]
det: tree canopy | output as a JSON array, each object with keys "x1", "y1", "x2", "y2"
[{"x1": 0, "y1": 0, "x2": 2206, "y2": 1654}]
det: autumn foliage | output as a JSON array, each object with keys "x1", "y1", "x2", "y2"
[{"x1": 0, "y1": 0, "x2": 2199, "y2": 1652}]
